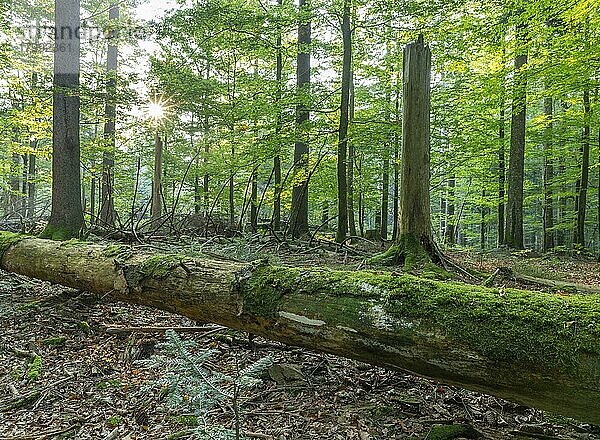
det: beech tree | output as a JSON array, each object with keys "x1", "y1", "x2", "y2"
[{"x1": 40, "y1": 0, "x2": 84, "y2": 240}]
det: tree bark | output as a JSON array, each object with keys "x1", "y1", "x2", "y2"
[
  {"x1": 374, "y1": 36, "x2": 439, "y2": 267},
  {"x1": 445, "y1": 176, "x2": 456, "y2": 246},
  {"x1": 27, "y1": 150, "x2": 36, "y2": 219},
  {"x1": 152, "y1": 132, "x2": 163, "y2": 230},
  {"x1": 41, "y1": 0, "x2": 84, "y2": 240},
  {"x1": 99, "y1": 3, "x2": 119, "y2": 228},
  {"x1": 289, "y1": 0, "x2": 311, "y2": 238},
  {"x1": 574, "y1": 88, "x2": 590, "y2": 249},
  {"x1": 505, "y1": 21, "x2": 527, "y2": 250},
  {"x1": 542, "y1": 96, "x2": 554, "y2": 252},
  {"x1": 498, "y1": 107, "x2": 506, "y2": 247},
  {"x1": 0, "y1": 233, "x2": 599, "y2": 424},
  {"x1": 347, "y1": 67, "x2": 357, "y2": 238},
  {"x1": 273, "y1": 0, "x2": 283, "y2": 232},
  {"x1": 335, "y1": 0, "x2": 351, "y2": 244}
]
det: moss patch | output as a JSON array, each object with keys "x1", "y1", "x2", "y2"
[
  {"x1": 27, "y1": 355, "x2": 42, "y2": 381},
  {"x1": 39, "y1": 224, "x2": 81, "y2": 241},
  {"x1": 43, "y1": 336, "x2": 68, "y2": 347},
  {"x1": 0, "y1": 232, "x2": 27, "y2": 257},
  {"x1": 369, "y1": 234, "x2": 447, "y2": 276},
  {"x1": 426, "y1": 424, "x2": 483, "y2": 440},
  {"x1": 242, "y1": 265, "x2": 600, "y2": 373},
  {"x1": 103, "y1": 244, "x2": 134, "y2": 260},
  {"x1": 138, "y1": 254, "x2": 187, "y2": 278}
]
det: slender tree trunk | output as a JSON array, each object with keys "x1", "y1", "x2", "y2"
[
  {"x1": 20, "y1": 155, "x2": 28, "y2": 219},
  {"x1": 481, "y1": 190, "x2": 487, "y2": 249},
  {"x1": 321, "y1": 200, "x2": 329, "y2": 231},
  {"x1": 90, "y1": 161, "x2": 96, "y2": 226},
  {"x1": 41, "y1": 0, "x2": 84, "y2": 240},
  {"x1": 392, "y1": 69, "x2": 400, "y2": 242},
  {"x1": 152, "y1": 132, "x2": 163, "y2": 229},
  {"x1": 358, "y1": 154, "x2": 364, "y2": 237},
  {"x1": 99, "y1": 3, "x2": 118, "y2": 227},
  {"x1": 250, "y1": 170, "x2": 258, "y2": 232},
  {"x1": 347, "y1": 68, "x2": 357, "y2": 238},
  {"x1": 505, "y1": 21, "x2": 528, "y2": 250},
  {"x1": 597, "y1": 126, "x2": 600, "y2": 256},
  {"x1": 289, "y1": 0, "x2": 311, "y2": 237},
  {"x1": 498, "y1": 107, "x2": 506, "y2": 247},
  {"x1": 497, "y1": 42, "x2": 506, "y2": 248},
  {"x1": 273, "y1": 0, "x2": 283, "y2": 232},
  {"x1": 445, "y1": 177, "x2": 456, "y2": 246},
  {"x1": 336, "y1": 0, "x2": 351, "y2": 244},
  {"x1": 543, "y1": 96, "x2": 554, "y2": 252},
  {"x1": 380, "y1": 45, "x2": 392, "y2": 241},
  {"x1": 229, "y1": 147, "x2": 235, "y2": 227},
  {"x1": 27, "y1": 150, "x2": 36, "y2": 219},
  {"x1": 203, "y1": 64, "x2": 210, "y2": 217},
  {"x1": 575, "y1": 88, "x2": 590, "y2": 248}
]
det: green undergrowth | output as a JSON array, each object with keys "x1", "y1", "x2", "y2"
[{"x1": 243, "y1": 265, "x2": 600, "y2": 371}]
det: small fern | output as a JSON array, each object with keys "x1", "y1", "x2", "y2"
[{"x1": 141, "y1": 330, "x2": 272, "y2": 440}]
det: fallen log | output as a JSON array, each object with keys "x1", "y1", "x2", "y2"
[{"x1": 0, "y1": 233, "x2": 599, "y2": 423}]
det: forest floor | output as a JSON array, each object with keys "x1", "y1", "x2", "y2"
[{"x1": 1, "y1": 236, "x2": 600, "y2": 440}]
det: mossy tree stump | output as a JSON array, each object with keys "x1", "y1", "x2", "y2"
[{"x1": 372, "y1": 36, "x2": 443, "y2": 269}]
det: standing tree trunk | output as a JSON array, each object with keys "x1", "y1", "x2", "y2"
[
  {"x1": 372, "y1": 36, "x2": 440, "y2": 268},
  {"x1": 597, "y1": 126, "x2": 600, "y2": 257},
  {"x1": 41, "y1": 0, "x2": 84, "y2": 240},
  {"x1": 289, "y1": 0, "x2": 311, "y2": 238},
  {"x1": 575, "y1": 88, "x2": 590, "y2": 249},
  {"x1": 445, "y1": 176, "x2": 456, "y2": 246},
  {"x1": 27, "y1": 149, "x2": 36, "y2": 219},
  {"x1": 99, "y1": 3, "x2": 119, "y2": 228},
  {"x1": 152, "y1": 132, "x2": 163, "y2": 230},
  {"x1": 392, "y1": 67, "x2": 400, "y2": 241},
  {"x1": 505, "y1": 21, "x2": 528, "y2": 250},
  {"x1": 335, "y1": 0, "x2": 351, "y2": 244},
  {"x1": 250, "y1": 170, "x2": 258, "y2": 232},
  {"x1": 542, "y1": 95, "x2": 554, "y2": 252},
  {"x1": 498, "y1": 107, "x2": 506, "y2": 247},
  {"x1": 347, "y1": 68, "x2": 357, "y2": 238},
  {"x1": 480, "y1": 190, "x2": 487, "y2": 249},
  {"x1": 273, "y1": 0, "x2": 283, "y2": 232}
]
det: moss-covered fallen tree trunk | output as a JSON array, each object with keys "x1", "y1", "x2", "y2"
[{"x1": 1, "y1": 233, "x2": 599, "y2": 423}]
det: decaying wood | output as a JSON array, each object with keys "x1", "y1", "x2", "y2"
[{"x1": 0, "y1": 233, "x2": 599, "y2": 423}]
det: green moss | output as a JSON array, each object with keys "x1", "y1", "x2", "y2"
[
  {"x1": 139, "y1": 254, "x2": 186, "y2": 278},
  {"x1": 27, "y1": 355, "x2": 42, "y2": 381},
  {"x1": 425, "y1": 424, "x2": 482, "y2": 440},
  {"x1": 95, "y1": 379, "x2": 122, "y2": 389},
  {"x1": 368, "y1": 234, "x2": 447, "y2": 275},
  {"x1": 106, "y1": 415, "x2": 122, "y2": 427},
  {"x1": 39, "y1": 224, "x2": 81, "y2": 241},
  {"x1": 78, "y1": 321, "x2": 91, "y2": 334},
  {"x1": 242, "y1": 265, "x2": 600, "y2": 373},
  {"x1": 169, "y1": 415, "x2": 199, "y2": 427},
  {"x1": 43, "y1": 336, "x2": 68, "y2": 347},
  {"x1": 103, "y1": 244, "x2": 133, "y2": 260},
  {"x1": 16, "y1": 300, "x2": 41, "y2": 311},
  {"x1": 167, "y1": 431, "x2": 190, "y2": 440},
  {"x1": 0, "y1": 232, "x2": 27, "y2": 257}
]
